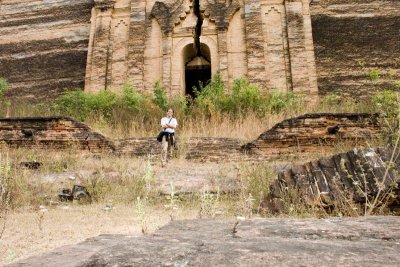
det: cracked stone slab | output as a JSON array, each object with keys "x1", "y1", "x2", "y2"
[{"x1": 9, "y1": 216, "x2": 400, "y2": 266}]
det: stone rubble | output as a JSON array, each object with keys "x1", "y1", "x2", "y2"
[{"x1": 264, "y1": 146, "x2": 400, "y2": 213}]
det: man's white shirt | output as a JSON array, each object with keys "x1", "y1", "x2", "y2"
[{"x1": 161, "y1": 117, "x2": 178, "y2": 133}]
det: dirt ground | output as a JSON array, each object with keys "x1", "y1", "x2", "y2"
[
  {"x1": 0, "y1": 153, "x2": 332, "y2": 266},
  {"x1": 0, "y1": 204, "x2": 199, "y2": 266},
  {"x1": 0, "y1": 154, "x2": 263, "y2": 266}
]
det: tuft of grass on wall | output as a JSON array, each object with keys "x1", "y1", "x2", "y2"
[
  {"x1": 369, "y1": 69, "x2": 381, "y2": 83},
  {"x1": 0, "y1": 78, "x2": 8, "y2": 98}
]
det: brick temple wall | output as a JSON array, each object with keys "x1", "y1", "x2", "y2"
[
  {"x1": 0, "y1": 0, "x2": 93, "y2": 102},
  {"x1": 311, "y1": 0, "x2": 400, "y2": 97},
  {"x1": 1, "y1": 0, "x2": 399, "y2": 101}
]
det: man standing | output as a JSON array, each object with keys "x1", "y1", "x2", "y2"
[{"x1": 160, "y1": 108, "x2": 178, "y2": 167}]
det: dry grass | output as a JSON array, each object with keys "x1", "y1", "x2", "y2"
[
  {"x1": 91, "y1": 96, "x2": 373, "y2": 141},
  {"x1": 116, "y1": 94, "x2": 375, "y2": 140},
  {"x1": 0, "y1": 204, "x2": 199, "y2": 265},
  {"x1": 88, "y1": 112, "x2": 287, "y2": 142},
  {"x1": 0, "y1": 137, "x2": 393, "y2": 265}
]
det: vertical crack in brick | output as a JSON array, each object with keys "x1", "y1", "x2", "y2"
[{"x1": 193, "y1": 0, "x2": 203, "y2": 56}]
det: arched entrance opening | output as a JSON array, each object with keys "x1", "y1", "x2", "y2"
[{"x1": 182, "y1": 43, "x2": 211, "y2": 99}]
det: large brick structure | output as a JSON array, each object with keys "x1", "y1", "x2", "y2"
[
  {"x1": 84, "y1": 0, "x2": 318, "y2": 98},
  {"x1": 0, "y1": 0, "x2": 399, "y2": 101}
]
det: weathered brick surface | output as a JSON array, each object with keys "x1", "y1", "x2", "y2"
[
  {"x1": 0, "y1": 117, "x2": 246, "y2": 161},
  {"x1": 311, "y1": 0, "x2": 400, "y2": 97},
  {"x1": 85, "y1": 0, "x2": 318, "y2": 95},
  {"x1": 1, "y1": 0, "x2": 399, "y2": 100},
  {"x1": 115, "y1": 137, "x2": 248, "y2": 162},
  {"x1": 243, "y1": 113, "x2": 382, "y2": 160},
  {"x1": 1, "y1": 0, "x2": 319, "y2": 99},
  {"x1": 0, "y1": 0, "x2": 93, "y2": 102},
  {"x1": 0, "y1": 117, "x2": 115, "y2": 153}
]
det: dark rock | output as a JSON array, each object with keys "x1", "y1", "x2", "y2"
[
  {"x1": 20, "y1": 161, "x2": 42, "y2": 169},
  {"x1": 327, "y1": 125, "x2": 339, "y2": 134},
  {"x1": 21, "y1": 129, "x2": 35, "y2": 138},
  {"x1": 58, "y1": 185, "x2": 91, "y2": 203}
]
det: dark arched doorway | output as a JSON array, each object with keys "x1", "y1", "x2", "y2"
[{"x1": 183, "y1": 43, "x2": 211, "y2": 99}]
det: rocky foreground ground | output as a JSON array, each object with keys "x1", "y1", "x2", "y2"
[{"x1": 9, "y1": 216, "x2": 400, "y2": 266}]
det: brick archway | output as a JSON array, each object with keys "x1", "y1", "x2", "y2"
[
  {"x1": 171, "y1": 35, "x2": 219, "y2": 95},
  {"x1": 182, "y1": 43, "x2": 212, "y2": 98}
]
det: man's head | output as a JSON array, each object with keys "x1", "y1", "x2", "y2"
[{"x1": 167, "y1": 108, "x2": 173, "y2": 117}]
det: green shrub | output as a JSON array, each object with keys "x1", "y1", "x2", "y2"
[
  {"x1": 169, "y1": 94, "x2": 188, "y2": 118},
  {"x1": 48, "y1": 76, "x2": 305, "y2": 130},
  {"x1": 52, "y1": 89, "x2": 117, "y2": 121},
  {"x1": 194, "y1": 71, "x2": 226, "y2": 113},
  {"x1": 194, "y1": 74, "x2": 266, "y2": 116},
  {"x1": 152, "y1": 81, "x2": 168, "y2": 111},
  {"x1": 265, "y1": 90, "x2": 301, "y2": 114},
  {"x1": 117, "y1": 83, "x2": 144, "y2": 113},
  {"x1": 0, "y1": 78, "x2": 8, "y2": 98},
  {"x1": 372, "y1": 90, "x2": 399, "y2": 119},
  {"x1": 227, "y1": 78, "x2": 263, "y2": 115},
  {"x1": 193, "y1": 74, "x2": 303, "y2": 117},
  {"x1": 52, "y1": 90, "x2": 91, "y2": 120},
  {"x1": 87, "y1": 90, "x2": 117, "y2": 118}
]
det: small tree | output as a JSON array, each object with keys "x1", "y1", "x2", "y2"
[
  {"x1": 194, "y1": 71, "x2": 225, "y2": 113},
  {"x1": 118, "y1": 83, "x2": 144, "y2": 113},
  {"x1": 152, "y1": 81, "x2": 168, "y2": 111}
]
